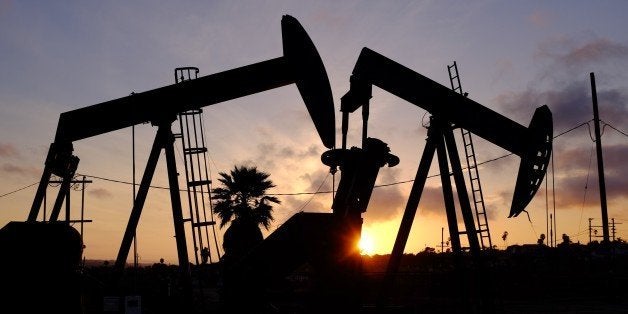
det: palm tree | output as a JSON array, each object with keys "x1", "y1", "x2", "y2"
[{"x1": 212, "y1": 165, "x2": 280, "y2": 259}]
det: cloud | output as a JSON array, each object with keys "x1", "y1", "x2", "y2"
[
  {"x1": 551, "y1": 144, "x2": 628, "y2": 209},
  {"x1": 0, "y1": 142, "x2": 19, "y2": 157},
  {"x1": 365, "y1": 168, "x2": 406, "y2": 221},
  {"x1": 244, "y1": 142, "x2": 323, "y2": 173},
  {"x1": 491, "y1": 36, "x2": 628, "y2": 217},
  {"x1": 417, "y1": 186, "x2": 447, "y2": 216},
  {"x1": 527, "y1": 10, "x2": 551, "y2": 28},
  {"x1": 88, "y1": 187, "x2": 113, "y2": 199},
  {"x1": 539, "y1": 38, "x2": 628, "y2": 68},
  {"x1": 495, "y1": 78, "x2": 628, "y2": 131},
  {"x1": 1, "y1": 163, "x2": 39, "y2": 176},
  {"x1": 533, "y1": 37, "x2": 628, "y2": 83},
  {"x1": 491, "y1": 59, "x2": 515, "y2": 85}
]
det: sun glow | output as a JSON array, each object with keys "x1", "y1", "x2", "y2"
[{"x1": 358, "y1": 231, "x2": 375, "y2": 255}]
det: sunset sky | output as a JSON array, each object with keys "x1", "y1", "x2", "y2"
[{"x1": 1, "y1": 1, "x2": 627, "y2": 264}]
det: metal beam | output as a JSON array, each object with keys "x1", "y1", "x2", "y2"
[
  {"x1": 380, "y1": 129, "x2": 437, "y2": 304},
  {"x1": 114, "y1": 127, "x2": 164, "y2": 271},
  {"x1": 436, "y1": 126, "x2": 462, "y2": 252},
  {"x1": 444, "y1": 127, "x2": 480, "y2": 252},
  {"x1": 163, "y1": 123, "x2": 193, "y2": 298},
  {"x1": 350, "y1": 48, "x2": 529, "y2": 156},
  {"x1": 53, "y1": 16, "x2": 335, "y2": 149}
]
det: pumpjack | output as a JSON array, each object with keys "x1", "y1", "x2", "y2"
[
  {"x1": 338, "y1": 47, "x2": 552, "y2": 309},
  {"x1": 1, "y1": 15, "x2": 339, "y2": 313},
  {"x1": 0, "y1": 14, "x2": 552, "y2": 314}
]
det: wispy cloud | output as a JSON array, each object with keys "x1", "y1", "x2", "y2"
[
  {"x1": 88, "y1": 187, "x2": 113, "y2": 199},
  {"x1": 1, "y1": 162, "x2": 39, "y2": 176},
  {"x1": 527, "y1": 9, "x2": 552, "y2": 28},
  {"x1": 539, "y1": 38, "x2": 628, "y2": 67},
  {"x1": 533, "y1": 36, "x2": 628, "y2": 83},
  {"x1": 0, "y1": 142, "x2": 19, "y2": 158},
  {"x1": 365, "y1": 168, "x2": 405, "y2": 221},
  {"x1": 548, "y1": 144, "x2": 628, "y2": 209},
  {"x1": 495, "y1": 77, "x2": 628, "y2": 131}
]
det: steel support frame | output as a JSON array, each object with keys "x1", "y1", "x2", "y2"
[
  {"x1": 380, "y1": 117, "x2": 480, "y2": 304},
  {"x1": 114, "y1": 121, "x2": 192, "y2": 298}
]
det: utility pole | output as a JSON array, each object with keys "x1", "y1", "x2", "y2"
[
  {"x1": 588, "y1": 217, "x2": 606, "y2": 243},
  {"x1": 550, "y1": 214, "x2": 554, "y2": 247},
  {"x1": 49, "y1": 177, "x2": 92, "y2": 228},
  {"x1": 589, "y1": 218, "x2": 593, "y2": 244},
  {"x1": 611, "y1": 218, "x2": 622, "y2": 241},
  {"x1": 441, "y1": 227, "x2": 444, "y2": 253},
  {"x1": 590, "y1": 72, "x2": 610, "y2": 242}
]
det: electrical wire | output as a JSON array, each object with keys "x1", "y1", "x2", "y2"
[
  {"x1": 576, "y1": 147, "x2": 594, "y2": 242},
  {"x1": 0, "y1": 120, "x2": 594, "y2": 199},
  {"x1": 0, "y1": 181, "x2": 39, "y2": 198},
  {"x1": 601, "y1": 120, "x2": 628, "y2": 138},
  {"x1": 270, "y1": 173, "x2": 330, "y2": 232},
  {"x1": 296, "y1": 173, "x2": 330, "y2": 212}
]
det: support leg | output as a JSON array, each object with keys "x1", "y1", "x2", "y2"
[
  {"x1": 379, "y1": 132, "x2": 437, "y2": 305},
  {"x1": 163, "y1": 125, "x2": 193, "y2": 300},
  {"x1": 436, "y1": 130, "x2": 462, "y2": 252},
  {"x1": 447, "y1": 131, "x2": 495, "y2": 314},
  {"x1": 444, "y1": 128, "x2": 480, "y2": 252},
  {"x1": 114, "y1": 128, "x2": 164, "y2": 272},
  {"x1": 28, "y1": 166, "x2": 53, "y2": 221}
]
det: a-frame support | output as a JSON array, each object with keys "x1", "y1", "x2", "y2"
[
  {"x1": 114, "y1": 120, "x2": 192, "y2": 299},
  {"x1": 380, "y1": 116, "x2": 480, "y2": 302}
]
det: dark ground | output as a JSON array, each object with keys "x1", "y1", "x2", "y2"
[{"x1": 77, "y1": 241, "x2": 628, "y2": 314}]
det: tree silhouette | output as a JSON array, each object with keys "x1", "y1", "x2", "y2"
[
  {"x1": 212, "y1": 165, "x2": 280, "y2": 259},
  {"x1": 537, "y1": 233, "x2": 546, "y2": 245}
]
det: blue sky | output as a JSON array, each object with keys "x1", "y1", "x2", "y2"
[{"x1": 1, "y1": 1, "x2": 627, "y2": 263}]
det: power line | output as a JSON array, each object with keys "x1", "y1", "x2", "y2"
[
  {"x1": 0, "y1": 181, "x2": 39, "y2": 198},
  {"x1": 0, "y1": 120, "x2": 593, "y2": 199},
  {"x1": 601, "y1": 120, "x2": 628, "y2": 138},
  {"x1": 555, "y1": 120, "x2": 592, "y2": 138}
]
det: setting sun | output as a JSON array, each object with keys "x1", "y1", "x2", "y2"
[{"x1": 358, "y1": 231, "x2": 375, "y2": 255}]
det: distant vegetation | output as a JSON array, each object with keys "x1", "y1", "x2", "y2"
[{"x1": 74, "y1": 240, "x2": 628, "y2": 313}]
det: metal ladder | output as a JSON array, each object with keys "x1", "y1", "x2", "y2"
[
  {"x1": 174, "y1": 67, "x2": 222, "y2": 264},
  {"x1": 447, "y1": 61, "x2": 493, "y2": 250}
]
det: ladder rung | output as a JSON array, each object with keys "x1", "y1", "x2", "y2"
[
  {"x1": 183, "y1": 218, "x2": 193, "y2": 223},
  {"x1": 179, "y1": 109, "x2": 203, "y2": 116},
  {"x1": 173, "y1": 133, "x2": 183, "y2": 139},
  {"x1": 188, "y1": 180, "x2": 211, "y2": 187},
  {"x1": 193, "y1": 221, "x2": 216, "y2": 227},
  {"x1": 184, "y1": 147, "x2": 208, "y2": 154}
]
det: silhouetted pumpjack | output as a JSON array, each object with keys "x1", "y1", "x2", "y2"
[
  {"x1": 1, "y1": 14, "x2": 554, "y2": 314},
  {"x1": 5, "y1": 15, "x2": 338, "y2": 311},
  {"x1": 338, "y1": 47, "x2": 552, "y2": 307}
]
